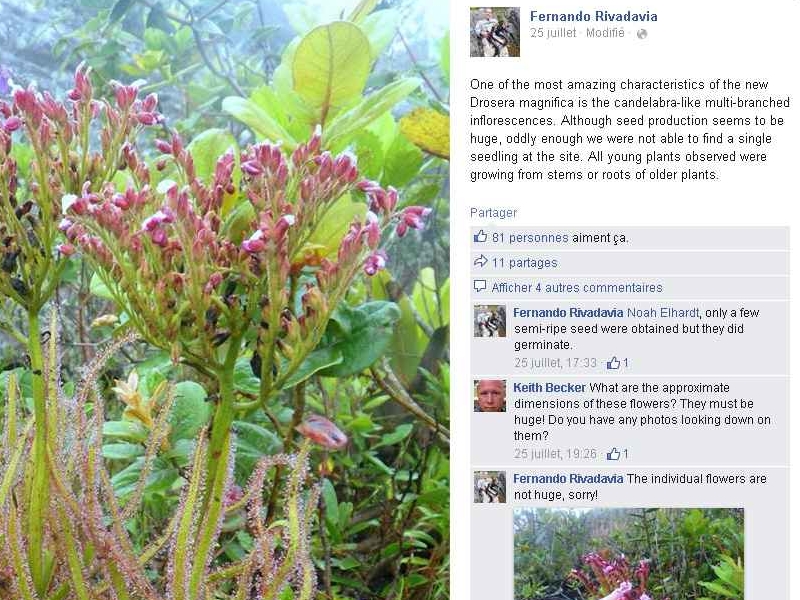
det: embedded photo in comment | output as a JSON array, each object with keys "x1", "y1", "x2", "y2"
[{"x1": 513, "y1": 508, "x2": 744, "y2": 600}]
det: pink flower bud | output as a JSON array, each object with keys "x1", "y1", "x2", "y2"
[
  {"x1": 316, "y1": 151, "x2": 333, "y2": 179},
  {"x1": 142, "y1": 208, "x2": 174, "y2": 231},
  {"x1": 62, "y1": 194, "x2": 88, "y2": 215},
  {"x1": 155, "y1": 139, "x2": 172, "y2": 154},
  {"x1": 2, "y1": 116, "x2": 21, "y2": 133},
  {"x1": 363, "y1": 250, "x2": 387, "y2": 276},
  {"x1": 142, "y1": 92, "x2": 158, "y2": 112},
  {"x1": 363, "y1": 214, "x2": 380, "y2": 248},
  {"x1": 385, "y1": 186, "x2": 399, "y2": 212},
  {"x1": 357, "y1": 179, "x2": 382, "y2": 193},
  {"x1": 136, "y1": 112, "x2": 159, "y2": 126},
  {"x1": 204, "y1": 272, "x2": 224, "y2": 294},
  {"x1": 275, "y1": 214, "x2": 295, "y2": 237},
  {"x1": 400, "y1": 206, "x2": 432, "y2": 232},
  {"x1": 308, "y1": 124, "x2": 322, "y2": 153},
  {"x1": 112, "y1": 192, "x2": 129, "y2": 209},
  {"x1": 241, "y1": 230, "x2": 266, "y2": 254},
  {"x1": 241, "y1": 160, "x2": 263, "y2": 176},
  {"x1": 57, "y1": 243, "x2": 76, "y2": 256},
  {"x1": 150, "y1": 227, "x2": 167, "y2": 247}
]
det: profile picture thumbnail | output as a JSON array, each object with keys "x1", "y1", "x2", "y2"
[
  {"x1": 470, "y1": 7, "x2": 520, "y2": 58},
  {"x1": 474, "y1": 379, "x2": 507, "y2": 412},
  {"x1": 474, "y1": 304, "x2": 506, "y2": 337},
  {"x1": 474, "y1": 470, "x2": 507, "y2": 503}
]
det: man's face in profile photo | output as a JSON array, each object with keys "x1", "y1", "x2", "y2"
[{"x1": 476, "y1": 379, "x2": 506, "y2": 412}]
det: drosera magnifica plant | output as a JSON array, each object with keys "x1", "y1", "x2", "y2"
[
  {"x1": 0, "y1": 63, "x2": 163, "y2": 596},
  {"x1": 0, "y1": 64, "x2": 432, "y2": 599},
  {"x1": 0, "y1": 313, "x2": 348, "y2": 600}
]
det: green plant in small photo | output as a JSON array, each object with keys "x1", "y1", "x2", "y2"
[{"x1": 698, "y1": 555, "x2": 744, "y2": 600}]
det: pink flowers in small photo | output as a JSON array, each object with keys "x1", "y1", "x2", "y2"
[{"x1": 514, "y1": 507, "x2": 744, "y2": 600}]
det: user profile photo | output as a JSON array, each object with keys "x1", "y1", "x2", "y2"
[
  {"x1": 513, "y1": 507, "x2": 744, "y2": 600},
  {"x1": 470, "y1": 7, "x2": 520, "y2": 58},
  {"x1": 474, "y1": 304, "x2": 506, "y2": 338},
  {"x1": 474, "y1": 470, "x2": 507, "y2": 503},
  {"x1": 474, "y1": 379, "x2": 507, "y2": 412}
]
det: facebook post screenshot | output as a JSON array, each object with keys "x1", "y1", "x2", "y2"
[
  {"x1": 451, "y1": 2, "x2": 798, "y2": 600},
  {"x1": 0, "y1": 1, "x2": 798, "y2": 600}
]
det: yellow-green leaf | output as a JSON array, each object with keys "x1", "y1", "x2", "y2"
[
  {"x1": 292, "y1": 22, "x2": 372, "y2": 124},
  {"x1": 399, "y1": 107, "x2": 450, "y2": 159}
]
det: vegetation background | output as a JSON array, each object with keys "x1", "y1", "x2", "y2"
[{"x1": 0, "y1": 1, "x2": 450, "y2": 599}]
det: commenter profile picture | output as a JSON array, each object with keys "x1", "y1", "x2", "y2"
[
  {"x1": 470, "y1": 7, "x2": 520, "y2": 57},
  {"x1": 474, "y1": 379, "x2": 507, "y2": 412},
  {"x1": 474, "y1": 304, "x2": 506, "y2": 337},
  {"x1": 474, "y1": 471, "x2": 507, "y2": 503}
]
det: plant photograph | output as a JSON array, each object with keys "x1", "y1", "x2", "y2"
[
  {"x1": 0, "y1": 0, "x2": 450, "y2": 598},
  {"x1": 513, "y1": 508, "x2": 744, "y2": 600}
]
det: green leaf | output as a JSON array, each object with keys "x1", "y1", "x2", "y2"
[
  {"x1": 103, "y1": 420, "x2": 149, "y2": 443},
  {"x1": 412, "y1": 268, "x2": 448, "y2": 329},
  {"x1": 146, "y1": 5, "x2": 175, "y2": 33},
  {"x1": 698, "y1": 581, "x2": 738, "y2": 598},
  {"x1": 319, "y1": 301, "x2": 401, "y2": 377},
  {"x1": 389, "y1": 295, "x2": 425, "y2": 382},
  {"x1": 292, "y1": 22, "x2": 372, "y2": 124},
  {"x1": 382, "y1": 130, "x2": 424, "y2": 188},
  {"x1": 326, "y1": 77, "x2": 420, "y2": 148},
  {"x1": 374, "y1": 423, "x2": 413, "y2": 449},
  {"x1": 220, "y1": 198, "x2": 256, "y2": 244},
  {"x1": 186, "y1": 128, "x2": 237, "y2": 184},
  {"x1": 320, "y1": 478, "x2": 339, "y2": 528},
  {"x1": 102, "y1": 442, "x2": 144, "y2": 460},
  {"x1": 347, "y1": 0, "x2": 379, "y2": 23},
  {"x1": 108, "y1": 0, "x2": 135, "y2": 24},
  {"x1": 351, "y1": 130, "x2": 384, "y2": 180},
  {"x1": 360, "y1": 9, "x2": 400, "y2": 59},
  {"x1": 333, "y1": 556, "x2": 361, "y2": 570},
  {"x1": 89, "y1": 272, "x2": 115, "y2": 301},
  {"x1": 348, "y1": 414, "x2": 375, "y2": 433},
  {"x1": 282, "y1": 346, "x2": 343, "y2": 388},
  {"x1": 249, "y1": 85, "x2": 291, "y2": 129},
  {"x1": 234, "y1": 356, "x2": 260, "y2": 394},
  {"x1": 169, "y1": 381, "x2": 211, "y2": 442},
  {"x1": 10, "y1": 143, "x2": 33, "y2": 175},
  {"x1": 234, "y1": 421, "x2": 282, "y2": 477},
  {"x1": 301, "y1": 195, "x2": 366, "y2": 258},
  {"x1": 222, "y1": 96, "x2": 297, "y2": 148},
  {"x1": 283, "y1": 3, "x2": 324, "y2": 33}
]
